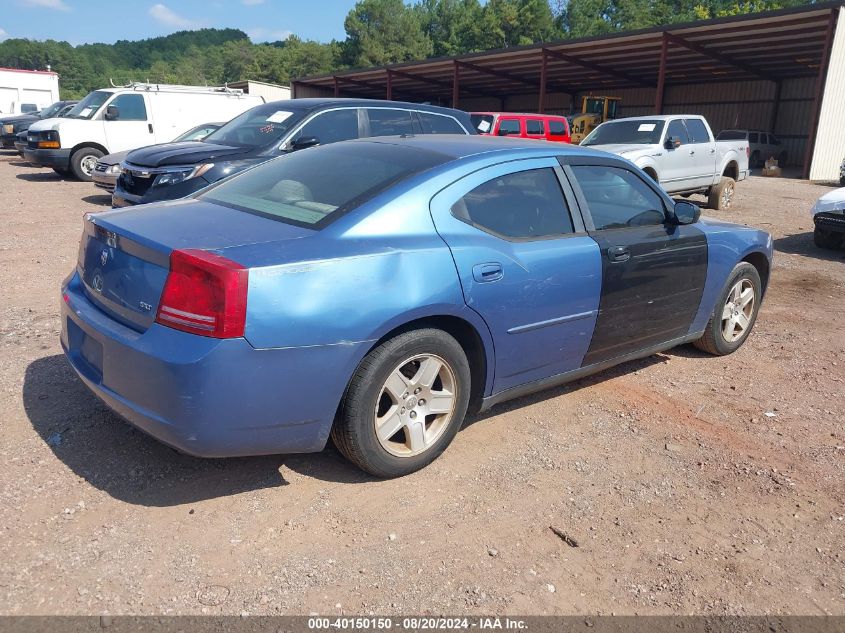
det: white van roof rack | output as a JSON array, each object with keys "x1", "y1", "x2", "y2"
[{"x1": 107, "y1": 79, "x2": 245, "y2": 95}]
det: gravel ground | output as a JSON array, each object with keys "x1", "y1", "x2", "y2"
[{"x1": 0, "y1": 153, "x2": 843, "y2": 616}]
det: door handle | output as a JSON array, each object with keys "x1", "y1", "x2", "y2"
[
  {"x1": 709, "y1": 148, "x2": 716, "y2": 154},
  {"x1": 472, "y1": 262, "x2": 503, "y2": 283},
  {"x1": 148, "y1": 123, "x2": 153, "y2": 134},
  {"x1": 689, "y1": 150, "x2": 695, "y2": 155},
  {"x1": 607, "y1": 246, "x2": 630, "y2": 263}
]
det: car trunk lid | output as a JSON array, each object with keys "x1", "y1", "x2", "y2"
[{"x1": 78, "y1": 198, "x2": 314, "y2": 332}]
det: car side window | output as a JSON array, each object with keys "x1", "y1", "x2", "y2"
[
  {"x1": 497, "y1": 118, "x2": 521, "y2": 136},
  {"x1": 666, "y1": 119, "x2": 689, "y2": 145},
  {"x1": 417, "y1": 112, "x2": 465, "y2": 134},
  {"x1": 366, "y1": 108, "x2": 414, "y2": 136},
  {"x1": 749, "y1": 132, "x2": 759, "y2": 143},
  {"x1": 548, "y1": 120, "x2": 567, "y2": 135},
  {"x1": 294, "y1": 109, "x2": 359, "y2": 145},
  {"x1": 109, "y1": 94, "x2": 147, "y2": 121},
  {"x1": 684, "y1": 119, "x2": 710, "y2": 144},
  {"x1": 526, "y1": 119, "x2": 544, "y2": 135},
  {"x1": 571, "y1": 165, "x2": 667, "y2": 231},
  {"x1": 450, "y1": 168, "x2": 575, "y2": 240}
]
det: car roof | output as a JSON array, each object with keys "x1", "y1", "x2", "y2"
[
  {"x1": 269, "y1": 98, "x2": 466, "y2": 117},
  {"x1": 471, "y1": 111, "x2": 567, "y2": 119},
  {"x1": 605, "y1": 114, "x2": 703, "y2": 122},
  {"x1": 342, "y1": 134, "x2": 607, "y2": 160}
]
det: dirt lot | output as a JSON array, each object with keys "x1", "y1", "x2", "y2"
[{"x1": 0, "y1": 153, "x2": 843, "y2": 617}]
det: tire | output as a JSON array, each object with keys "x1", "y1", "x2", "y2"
[
  {"x1": 778, "y1": 151, "x2": 788, "y2": 166},
  {"x1": 707, "y1": 176, "x2": 735, "y2": 211},
  {"x1": 813, "y1": 227, "x2": 844, "y2": 250},
  {"x1": 332, "y1": 328, "x2": 471, "y2": 478},
  {"x1": 750, "y1": 151, "x2": 760, "y2": 168},
  {"x1": 839, "y1": 175, "x2": 845, "y2": 187},
  {"x1": 693, "y1": 262, "x2": 762, "y2": 356},
  {"x1": 51, "y1": 167, "x2": 70, "y2": 176},
  {"x1": 70, "y1": 147, "x2": 104, "y2": 181}
]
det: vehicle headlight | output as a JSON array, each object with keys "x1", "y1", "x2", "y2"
[
  {"x1": 3, "y1": 124, "x2": 14, "y2": 135},
  {"x1": 152, "y1": 163, "x2": 214, "y2": 188},
  {"x1": 107, "y1": 164, "x2": 121, "y2": 174}
]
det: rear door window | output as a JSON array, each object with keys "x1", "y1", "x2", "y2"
[
  {"x1": 749, "y1": 132, "x2": 759, "y2": 143},
  {"x1": 497, "y1": 118, "x2": 521, "y2": 136},
  {"x1": 450, "y1": 168, "x2": 575, "y2": 239},
  {"x1": 684, "y1": 118, "x2": 711, "y2": 144},
  {"x1": 366, "y1": 108, "x2": 415, "y2": 136},
  {"x1": 417, "y1": 112, "x2": 466, "y2": 134},
  {"x1": 526, "y1": 119, "x2": 545, "y2": 135}
]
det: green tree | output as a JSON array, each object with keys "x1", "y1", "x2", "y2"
[{"x1": 343, "y1": 0, "x2": 433, "y2": 67}]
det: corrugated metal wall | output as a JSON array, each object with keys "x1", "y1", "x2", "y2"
[{"x1": 810, "y1": 7, "x2": 845, "y2": 182}]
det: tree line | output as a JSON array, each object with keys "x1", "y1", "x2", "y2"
[{"x1": 0, "y1": 0, "x2": 807, "y2": 99}]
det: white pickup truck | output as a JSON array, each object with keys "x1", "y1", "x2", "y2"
[{"x1": 581, "y1": 114, "x2": 749, "y2": 210}]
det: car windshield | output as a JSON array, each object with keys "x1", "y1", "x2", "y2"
[
  {"x1": 581, "y1": 119, "x2": 666, "y2": 146},
  {"x1": 65, "y1": 91, "x2": 111, "y2": 120},
  {"x1": 175, "y1": 123, "x2": 220, "y2": 142},
  {"x1": 471, "y1": 114, "x2": 495, "y2": 134},
  {"x1": 716, "y1": 130, "x2": 747, "y2": 141},
  {"x1": 199, "y1": 141, "x2": 449, "y2": 228},
  {"x1": 38, "y1": 102, "x2": 64, "y2": 119},
  {"x1": 203, "y1": 105, "x2": 305, "y2": 148}
]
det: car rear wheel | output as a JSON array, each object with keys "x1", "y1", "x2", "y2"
[
  {"x1": 51, "y1": 167, "x2": 70, "y2": 176},
  {"x1": 693, "y1": 262, "x2": 761, "y2": 356},
  {"x1": 707, "y1": 177, "x2": 735, "y2": 211},
  {"x1": 814, "y1": 227, "x2": 844, "y2": 250},
  {"x1": 750, "y1": 151, "x2": 760, "y2": 167},
  {"x1": 70, "y1": 147, "x2": 104, "y2": 181},
  {"x1": 332, "y1": 328, "x2": 471, "y2": 478}
]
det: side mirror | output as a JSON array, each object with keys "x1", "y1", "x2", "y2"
[
  {"x1": 291, "y1": 136, "x2": 319, "y2": 151},
  {"x1": 664, "y1": 136, "x2": 681, "y2": 150},
  {"x1": 105, "y1": 105, "x2": 119, "y2": 121},
  {"x1": 673, "y1": 200, "x2": 701, "y2": 225}
]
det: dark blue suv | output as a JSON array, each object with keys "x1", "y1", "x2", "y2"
[{"x1": 112, "y1": 98, "x2": 476, "y2": 208}]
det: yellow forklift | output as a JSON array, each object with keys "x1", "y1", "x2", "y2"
[{"x1": 569, "y1": 96, "x2": 622, "y2": 144}]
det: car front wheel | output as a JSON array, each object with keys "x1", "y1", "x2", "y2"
[
  {"x1": 70, "y1": 147, "x2": 104, "y2": 181},
  {"x1": 332, "y1": 328, "x2": 471, "y2": 478},
  {"x1": 693, "y1": 262, "x2": 762, "y2": 356}
]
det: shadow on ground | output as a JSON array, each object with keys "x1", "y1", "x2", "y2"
[
  {"x1": 24, "y1": 355, "x2": 374, "y2": 507},
  {"x1": 16, "y1": 171, "x2": 64, "y2": 182},
  {"x1": 81, "y1": 194, "x2": 112, "y2": 206},
  {"x1": 774, "y1": 232, "x2": 845, "y2": 261}
]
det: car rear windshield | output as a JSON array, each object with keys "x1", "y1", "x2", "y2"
[
  {"x1": 581, "y1": 119, "x2": 666, "y2": 146},
  {"x1": 716, "y1": 130, "x2": 748, "y2": 140},
  {"x1": 203, "y1": 104, "x2": 306, "y2": 148},
  {"x1": 199, "y1": 141, "x2": 450, "y2": 228}
]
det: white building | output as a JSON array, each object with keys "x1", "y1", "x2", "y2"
[
  {"x1": 0, "y1": 67, "x2": 60, "y2": 115},
  {"x1": 228, "y1": 80, "x2": 291, "y2": 103}
]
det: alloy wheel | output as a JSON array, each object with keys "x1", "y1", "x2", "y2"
[
  {"x1": 721, "y1": 279, "x2": 755, "y2": 342},
  {"x1": 374, "y1": 354, "x2": 457, "y2": 457}
]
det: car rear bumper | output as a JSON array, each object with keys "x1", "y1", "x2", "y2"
[
  {"x1": 22, "y1": 147, "x2": 71, "y2": 170},
  {"x1": 61, "y1": 270, "x2": 363, "y2": 457}
]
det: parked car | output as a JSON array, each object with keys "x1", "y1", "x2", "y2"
[
  {"x1": 470, "y1": 112, "x2": 571, "y2": 143},
  {"x1": 24, "y1": 83, "x2": 263, "y2": 181},
  {"x1": 717, "y1": 129, "x2": 786, "y2": 167},
  {"x1": 0, "y1": 100, "x2": 76, "y2": 148},
  {"x1": 839, "y1": 156, "x2": 845, "y2": 186},
  {"x1": 61, "y1": 136, "x2": 772, "y2": 477},
  {"x1": 810, "y1": 187, "x2": 845, "y2": 249},
  {"x1": 112, "y1": 98, "x2": 476, "y2": 208},
  {"x1": 92, "y1": 122, "x2": 221, "y2": 193},
  {"x1": 581, "y1": 115, "x2": 749, "y2": 210}
]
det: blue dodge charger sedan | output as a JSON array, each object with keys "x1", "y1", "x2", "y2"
[{"x1": 61, "y1": 136, "x2": 772, "y2": 477}]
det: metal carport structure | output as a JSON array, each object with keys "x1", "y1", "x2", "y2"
[{"x1": 293, "y1": 3, "x2": 845, "y2": 180}]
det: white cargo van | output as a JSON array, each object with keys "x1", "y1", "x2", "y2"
[
  {"x1": 0, "y1": 67, "x2": 60, "y2": 115},
  {"x1": 24, "y1": 83, "x2": 264, "y2": 181}
]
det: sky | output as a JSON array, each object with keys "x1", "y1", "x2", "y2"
[{"x1": 0, "y1": 0, "x2": 358, "y2": 45}]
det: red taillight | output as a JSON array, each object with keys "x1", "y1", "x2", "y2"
[
  {"x1": 155, "y1": 249, "x2": 248, "y2": 339},
  {"x1": 746, "y1": 146, "x2": 750, "y2": 158}
]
